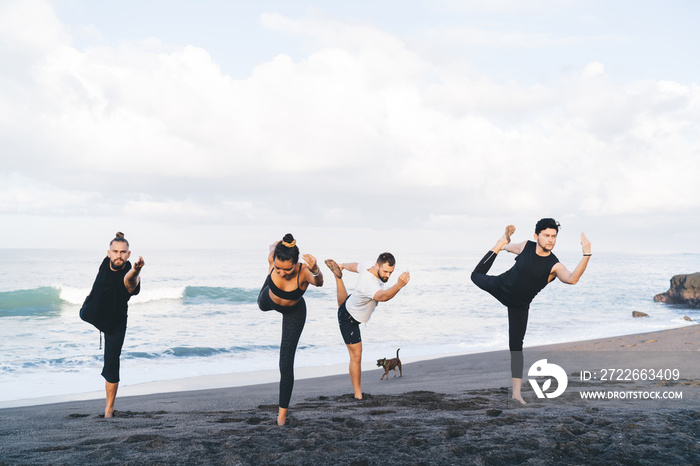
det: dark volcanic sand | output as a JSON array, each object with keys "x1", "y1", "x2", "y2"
[
  {"x1": 2, "y1": 326, "x2": 699, "y2": 465},
  {"x1": 1, "y1": 388, "x2": 698, "y2": 465}
]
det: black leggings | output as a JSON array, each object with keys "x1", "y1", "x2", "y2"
[
  {"x1": 471, "y1": 251, "x2": 529, "y2": 378},
  {"x1": 257, "y1": 281, "x2": 307, "y2": 409}
]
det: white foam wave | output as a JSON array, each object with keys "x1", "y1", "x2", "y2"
[
  {"x1": 130, "y1": 286, "x2": 186, "y2": 304},
  {"x1": 57, "y1": 285, "x2": 186, "y2": 305},
  {"x1": 58, "y1": 286, "x2": 90, "y2": 305}
]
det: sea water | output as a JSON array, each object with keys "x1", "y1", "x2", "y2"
[{"x1": 0, "y1": 248, "x2": 697, "y2": 405}]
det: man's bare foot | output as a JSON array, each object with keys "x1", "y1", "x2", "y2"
[
  {"x1": 324, "y1": 259, "x2": 342, "y2": 278},
  {"x1": 104, "y1": 410, "x2": 114, "y2": 418},
  {"x1": 492, "y1": 225, "x2": 516, "y2": 253}
]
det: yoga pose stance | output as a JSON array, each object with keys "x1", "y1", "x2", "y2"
[
  {"x1": 257, "y1": 234, "x2": 323, "y2": 426},
  {"x1": 80, "y1": 232, "x2": 144, "y2": 418},
  {"x1": 325, "y1": 254, "x2": 410, "y2": 399},
  {"x1": 471, "y1": 219, "x2": 591, "y2": 404}
]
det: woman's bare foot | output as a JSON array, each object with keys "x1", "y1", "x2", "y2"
[
  {"x1": 277, "y1": 408, "x2": 288, "y2": 426},
  {"x1": 512, "y1": 395, "x2": 527, "y2": 405},
  {"x1": 324, "y1": 259, "x2": 343, "y2": 278}
]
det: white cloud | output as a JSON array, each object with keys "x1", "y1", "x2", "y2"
[
  {"x1": 0, "y1": 0, "x2": 69, "y2": 57},
  {"x1": 0, "y1": 173, "x2": 101, "y2": 214},
  {"x1": 1, "y1": 1, "x2": 699, "y2": 250}
]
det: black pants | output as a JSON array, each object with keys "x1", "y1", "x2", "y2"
[
  {"x1": 471, "y1": 251, "x2": 529, "y2": 378},
  {"x1": 258, "y1": 281, "x2": 307, "y2": 409},
  {"x1": 102, "y1": 325, "x2": 127, "y2": 383}
]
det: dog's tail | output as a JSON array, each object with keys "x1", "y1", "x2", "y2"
[{"x1": 396, "y1": 348, "x2": 400, "y2": 358}]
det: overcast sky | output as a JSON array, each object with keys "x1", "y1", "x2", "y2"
[{"x1": 1, "y1": 0, "x2": 699, "y2": 254}]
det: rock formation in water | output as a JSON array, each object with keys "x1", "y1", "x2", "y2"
[{"x1": 653, "y1": 272, "x2": 700, "y2": 308}]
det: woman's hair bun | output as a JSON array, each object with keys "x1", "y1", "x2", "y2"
[{"x1": 275, "y1": 233, "x2": 299, "y2": 263}]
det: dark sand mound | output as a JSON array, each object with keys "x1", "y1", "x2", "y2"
[{"x1": 2, "y1": 388, "x2": 698, "y2": 465}]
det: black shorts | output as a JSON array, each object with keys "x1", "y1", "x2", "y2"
[{"x1": 338, "y1": 296, "x2": 361, "y2": 345}]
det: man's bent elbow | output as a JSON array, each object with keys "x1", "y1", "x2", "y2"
[{"x1": 563, "y1": 276, "x2": 579, "y2": 285}]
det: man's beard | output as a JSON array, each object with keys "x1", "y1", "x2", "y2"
[
  {"x1": 379, "y1": 275, "x2": 389, "y2": 283},
  {"x1": 110, "y1": 259, "x2": 126, "y2": 270}
]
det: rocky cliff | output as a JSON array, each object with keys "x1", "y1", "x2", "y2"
[{"x1": 654, "y1": 272, "x2": 700, "y2": 307}]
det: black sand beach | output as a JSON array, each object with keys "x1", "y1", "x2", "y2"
[{"x1": 1, "y1": 326, "x2": 699, "y2": 465}]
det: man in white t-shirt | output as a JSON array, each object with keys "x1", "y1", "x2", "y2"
[{"x1": 324, "y1": 253, "x2": 410, "y2": 399}]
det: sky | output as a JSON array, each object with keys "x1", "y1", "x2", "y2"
[{"x1": 1, "y1": 0, "x2": 699, "y2": 254}]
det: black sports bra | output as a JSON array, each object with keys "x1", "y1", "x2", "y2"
[{"x1": 267, "y1": 266, "x2": 305, "y2": 301}]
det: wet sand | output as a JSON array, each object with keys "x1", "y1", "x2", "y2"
[{"x1": 1, "y1": 325, "x2": 698, "y2": 465}]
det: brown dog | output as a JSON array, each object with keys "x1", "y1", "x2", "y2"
[{"x1": 377, "y1": 348, "x2": 402, "y2": 380}]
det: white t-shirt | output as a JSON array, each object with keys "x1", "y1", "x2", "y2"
[{"x1": 346, "y1": 260, "x2": 385, "y2": 323}]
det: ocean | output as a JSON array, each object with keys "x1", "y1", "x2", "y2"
[{"x1": 1, "y1": 247, "x2": 697, "y2": 406}]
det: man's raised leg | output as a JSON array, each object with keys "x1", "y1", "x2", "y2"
[
  {"x1": 325, "y1": 259, "x2": 348, "y2": 307},
  {"x1": 346, "y1": 342, "x2": 363, "y2": 399}
]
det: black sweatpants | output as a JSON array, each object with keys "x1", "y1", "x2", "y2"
[
  {"x1": 471, "y1": 251, "x2": 529, "y2": 378},
  {"x1": 102, "y1": 325, "x2": 127, "y2": 383}
]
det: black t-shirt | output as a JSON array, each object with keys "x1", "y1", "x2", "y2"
[
  {"x1": 496, "y1": 240, "x2": 559, "y2": 308},
  {"x1": 80, "y1": 257, "x2": 140, "y2": 334}
]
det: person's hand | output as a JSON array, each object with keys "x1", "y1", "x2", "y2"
[
  {"x1": 581, "y1": 233, "x2": 591, "y2": 255},
  {"x1": 302, "y1": 254, "x2": 318, "y2": 273},
  {"x1": 134, "y1": 256, "x2": 145, "y2": 271},
  {"x1": 398, "y1": 271, "x2": 410, "y2": 287}
]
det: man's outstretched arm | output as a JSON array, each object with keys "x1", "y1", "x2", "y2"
[
  {"x1": 503, "y1": 241, "x2": 527, "y2": 255},
  {"x1": 553, "y1": 233, "x2": 591, "y2": 285},
  {"x1": 124, "y1": 256, "x2": 144, "y2": 295},
  {"x1": 373, "y1": 272, "x2": 410, "y2": 302}
]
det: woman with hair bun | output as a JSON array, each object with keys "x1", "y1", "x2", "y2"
[{"x1": 257, "y1": 233, "x2": 323, "y2": 426}]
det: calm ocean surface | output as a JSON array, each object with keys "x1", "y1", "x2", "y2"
[{"x1": 0, "y1": 248, "x2": 697, "y2": 404}]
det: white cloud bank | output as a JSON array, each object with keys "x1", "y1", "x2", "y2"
[{"x1": 1, "y1": 0, "x2": 699, "y2": 249}]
